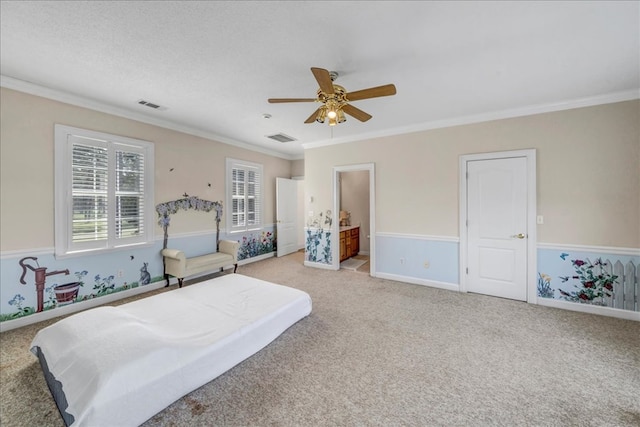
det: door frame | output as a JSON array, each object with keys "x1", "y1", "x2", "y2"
[
  {"x1": 332, "y1": 163, "x2": 376, "y2": 275},
  {"x1": 459, "y1": 149, "x2": 537, "y2": 303}
]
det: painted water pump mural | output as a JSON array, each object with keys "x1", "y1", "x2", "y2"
[
  {"x1": 19, "y1": 257, "x2": 71, "y2": 312},
  {"x1": 3, "y1": 254, "x2": 159, "y2": 322}
]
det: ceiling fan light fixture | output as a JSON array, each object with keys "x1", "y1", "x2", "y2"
[
  {"x1": 325, "y1": 98, "x2": 340, "y2": 122},
  {"x1": 315, "y1": 107, "x2": 327, "y2": 123},
  {"x1": 268, "y1": 67, "x2": 396, "y2": 126}
]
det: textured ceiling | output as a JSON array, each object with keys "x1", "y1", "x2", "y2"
[{"x1": 1, "y1": 1, "x2": 638, "y2": 160}]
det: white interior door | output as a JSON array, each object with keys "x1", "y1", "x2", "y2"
[
  {"x1": 276, "y1": 177, "x2": 298, "y2": 257},
  {"x1": 466, "y1": 157, "x2": 528, "y2": 301},
  {"x1": 296, "y1": 179, "x2": 305, "y2": 249}
]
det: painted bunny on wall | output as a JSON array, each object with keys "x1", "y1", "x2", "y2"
[{"x1": 140, "y1": 263, "x2": 151, "y2": 285}]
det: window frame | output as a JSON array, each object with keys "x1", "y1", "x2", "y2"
[
  {"x1": 225, "y1": 157, "x2": 263, "y2": 234},
  {"x1": 54, "y1": 124, "x2": 155, "y2": 258}
]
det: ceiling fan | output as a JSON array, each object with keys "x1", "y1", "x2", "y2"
[{"x1": 268, "y1": 67, "x2": 397, "y2": 126}]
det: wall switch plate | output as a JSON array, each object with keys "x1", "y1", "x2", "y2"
[
  {"x1": 308, "y1": 211, "x2": 314, "y2": 217},
  {"x1": 537, "y1": 215, "x2": 544, "y2": 224}
]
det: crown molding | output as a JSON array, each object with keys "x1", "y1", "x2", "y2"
[
  {"x1": 4, "y1": 74, "x2": 635, "y2": 159},
  {"x1": 0, "y1": 75, "x2": 298, "y2": 161},
  {"x1": 302, "y1": 89, "x2": 640, "y2": 150}
]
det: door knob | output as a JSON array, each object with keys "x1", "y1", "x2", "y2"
[{"x1": 511, "y1": 233, "x2": 526, "y2": 239}]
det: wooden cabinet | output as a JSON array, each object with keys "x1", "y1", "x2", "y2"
[
  {"x1": 339, "y1": 226, "x2": 360, "y2": 262},
  {"x1": 350, "y1": 228, "x2": 359, "y2": 255}
]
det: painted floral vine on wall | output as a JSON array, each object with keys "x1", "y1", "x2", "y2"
[
  {"x1": 1, "y1": 265, "x2": 158, "y2": 322},
  {"x1": 537, "y1": 252, "x2": 638, "y2": 311},
  {"x1": 156, "y1": 195, "x2": 223, "y2": 249},
  {"x1": 237, "y1": 231, "x2": 276, "y2": 260},
  {"x1": 557, "y1": 258, "x2": 617, "y2": 304},
  {"x1": 305, "y1": 210, "x2": 333, "y2": 264},
  {"x1": 537, "y1": 273, "x2": 554, "y2": 299}
]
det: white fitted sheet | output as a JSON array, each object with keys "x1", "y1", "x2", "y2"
[{"x1": 30, "y1": 274, "x2": 312, "y2": 426}]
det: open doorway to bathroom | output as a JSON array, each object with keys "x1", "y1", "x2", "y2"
[{"x1": 333, "y1": 164, "x2": 375, "y2": 275}]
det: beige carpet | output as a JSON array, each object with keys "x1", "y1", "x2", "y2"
[{"x1": 1, "y1": 251, "x2": 639, "y2": 426}]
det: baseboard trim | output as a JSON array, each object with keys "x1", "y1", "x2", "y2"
[
  {"x1": 304, "y1": 260, "x2": 338, "y2": 270},
  {"x1": 537, "y1": 298, "x2": 640, "y2": 321},
  {"x1": 238, "y1": 252, "x2": 275, "y2": 265},
  {"x1": 375, "y1": 272, "x2": 459, "y2": 292}
]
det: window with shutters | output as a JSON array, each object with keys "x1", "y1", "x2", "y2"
[
  {"x1": 226, "y1": 158, "x2": 263, "y2": 233},
  {"x1": 54, "y1": 125, "x2": 154, "y2": 257}
]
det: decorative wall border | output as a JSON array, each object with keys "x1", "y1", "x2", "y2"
[
  {"x1": 376, "y1": 232, "x2": 459, "y2": 243},
  {"x1": 0, "y1": 280, "x2": 167, "y2": 333},
  {"x1": 0, "y1": 228, "x2": 279, "y2": 330},
  {"x1": 538, "y1": 242, "x2": 640, "y2": 257},
  {"x1": 0, "y1": 247, "x2": 56, "y2": 259},
  {"x1": 10, "y1": 238, "x2": 636, "y2": 258}
]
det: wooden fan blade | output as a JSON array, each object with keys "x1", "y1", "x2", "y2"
[
  {"x1": 268, "y1": 98, "x2": 316, "y2": 103},
  {"x1": 305, "y1": 108, "x2": 321, "y2": 124},
  {"x1": 346, "y1": 84, "x2": 397, "y2": 102},
  {"x1": 311, "y1": 67, "x2": 335, "y2": 95},
  {"x1": 342, "y1": 104, "x2": 372, "y2": 122}
]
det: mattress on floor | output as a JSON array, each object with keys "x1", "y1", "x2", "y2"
[{"x1": 30, "y1": 273, "x2": 312, "y2": 427}]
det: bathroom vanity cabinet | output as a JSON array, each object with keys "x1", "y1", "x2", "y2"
[{"x1": 339, "y1": 226, "x2": 360, "y2": 262}]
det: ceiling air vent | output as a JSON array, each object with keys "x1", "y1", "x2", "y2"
[
  {"x1": 267, "y1": 133, "x2": 297, "y2": 143},
  {"x1": 137, "y1": 99, "x2": 167, "y2": 111}
]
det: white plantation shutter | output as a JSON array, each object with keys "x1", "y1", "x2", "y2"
[
  {"x1": 114, "y1": 147, "x2": 145, "y2": 239},
  {"x1": 55, "y1": 125, "x2": 154, "y2": 257},
  {"x1": 246, "y1": 168, "x2": 261, "y2": 227},
  {"x1": 227, "y1": 158, "x2": 263, "y2": 233},
  {"x1": 71, "y1": 141, "x2": 109, "y2": 244},
  {"x1": 232, "y1": 168, "x2": 246, "y2": 228}
]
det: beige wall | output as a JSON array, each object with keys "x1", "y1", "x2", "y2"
[
  {"x1": 0, "y1": 88, "x2": 293, "y2": 251},
  {"x1": 291, "y1": 159, "x2": 305, "y2": 177},
  {"x1": 305, "y1": 100, "x2": 640, "y2": 248}
]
